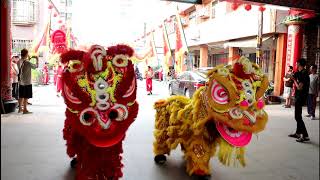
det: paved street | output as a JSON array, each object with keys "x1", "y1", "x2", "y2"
[{"x1": 1, "y1": 80, "x2": 319, "y2": 180}]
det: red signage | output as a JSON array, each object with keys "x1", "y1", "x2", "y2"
[
  {"x1": 51, "y1": 30, "x2": 67, "y2": 54},
  {"x1": 285, "y1": 24, "x2": 303, "y2": 72}
]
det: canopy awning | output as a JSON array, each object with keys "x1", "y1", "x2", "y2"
[{"x1": 224, "y1": 36, "x2": 273, "y2": 48}]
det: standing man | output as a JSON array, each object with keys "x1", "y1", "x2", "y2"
[
  {"x1": 288, "y1": 58, "x2": 310, "y2": 142},
  {"x1": 42, "y1": 62, "x2": 49, "y2": 85},
  {"x1": 158, "y1": 66, "x2": 163, "y2": 82},
  {"x1": 17, "y1": 49, "x2": 38, "y2": 114},
  {"x1": 282, "y1": 66, "x2": 294, "y2": 108},
  {"x1": 11, "y1": 55, "x2": 19, "y2": 100},
  {"x1": 306, "y1": 64, "x2": 319, "y2": 120},
  {"x1": 145, "y1": 66, "x2": 154, "y2": 95}
]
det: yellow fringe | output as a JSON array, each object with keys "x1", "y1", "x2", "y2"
[{"x1": 216, "y1": 138, "x2": 246, "y2": 167}]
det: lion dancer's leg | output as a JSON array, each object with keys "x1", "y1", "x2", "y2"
[
  {"x1": 183, "y1": 136, "x2": 216, "y2": 178},
  {"x1": 63, "y1": 111, "x2": 76, "y2": 161},
  {"x1": 75, "y1": 141, "x2": 124, "y2": 180},
  {"x1": 153, "y1": 103, "x2": 171, "y2": 163}
]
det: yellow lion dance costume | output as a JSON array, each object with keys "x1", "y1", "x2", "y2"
[{"x1": 153, "y1": 57, "x2": 269, "y2": 179}]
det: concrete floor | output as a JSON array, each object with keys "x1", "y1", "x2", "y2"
[{"x1": 1, "y1": 80, "x2": 319, "y2": 180}]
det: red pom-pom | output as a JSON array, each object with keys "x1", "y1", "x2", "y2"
[
  {"x1": 53, "y1": 13, "x2": 57, "y2": 17},
  {"x1": 60, "y1": 50, "x2": 85, "y2": 64},
  {"x1": 107, "y1": 44, "x2": 134, "y2": 57},
  {"x1": 259, "y1": 6, "x2": 266, "y2": 12},
  {"x1": 233, "y1": 63, "x2": 251, "y2": 79},
  {"x1": 48, "y1": 4, "x2": 53, "y2": 9},
  {"x1": 231, "y1": 3, "x2": 239, "y2": 11},
  {"x1": 58, "y1": 20, "x2": 62, "y2": 23},
  {"x1": 244, "y1": 4, "x2": 252, "y2": 11}
]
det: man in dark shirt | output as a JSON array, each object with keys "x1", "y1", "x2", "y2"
[{"x1": 288, "y1": 58, "x2": 310, "y2": 142}]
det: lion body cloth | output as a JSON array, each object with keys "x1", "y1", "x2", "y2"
[
  {"x1": 153, "y1": 57, "x2": 269, "y2": 178},
  {"x1": 61, "y1": 44, "x2": 138, "y2": 180}
]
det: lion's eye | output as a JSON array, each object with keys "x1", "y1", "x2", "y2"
[
  {"x1": 112, "y1": 54, "x2": 128, "y2": 67},
  {"x1": 211, "y1": 80, "x2": 229, "y2": 104},
  {"x1": 111, "y1": 104, "x2": 128, "y2": 121},
  {"x1": 79, "y1": 108, "x2": 97, "y2": 126}
]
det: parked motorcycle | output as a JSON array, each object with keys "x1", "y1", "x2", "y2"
[
  {"x1": 263, "y1": 81, "x2": 276, "y2": 104},
  {"x1": 135, "y1": 67, "x2": 143, "y2": 81}
]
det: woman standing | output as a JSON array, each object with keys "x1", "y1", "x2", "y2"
[
  {"x1": 145, "y1": 66, "x2": 154, "y2": 95},
  {"x1": 42, "y1": 62, "x2": 49, "y2": 85}
]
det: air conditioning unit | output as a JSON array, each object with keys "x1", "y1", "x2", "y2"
[
  {"x1": 181, "y1": 18, "x2": 188, "y2": 27},
  {"x1": 198, "y1": 7, "x2": 210, "y2": 19}
]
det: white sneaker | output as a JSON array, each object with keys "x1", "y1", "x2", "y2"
[{"x1": 311, "y1": 117, "x2": 317, "y2": 120}]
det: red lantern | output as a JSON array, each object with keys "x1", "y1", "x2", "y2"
[
  {"x1": 231, "y1": 3, "x2": 239, "y2": 11},
  {"x1": 53, "y1": 13, "x2": 57, "y2": 17},
  {"x1": 58, "y1": 20, "x2": 62, "y2": 24},
  {"x1": 48, "y1": 4, "x2": 53, "y2": 9},
  {"x1": 244, "y1": 4, "x2": 252, "y2": 11},
  {"x1": 259, "y1": 6, "x2": 266, "y2": 12},
  {"x1": 159, "y1": 24, "x2": 163, "y2": 28}
]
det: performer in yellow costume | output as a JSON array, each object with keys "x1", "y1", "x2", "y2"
[{"x1": 153, "y1": 56, "x2": 269, "y2": 179}]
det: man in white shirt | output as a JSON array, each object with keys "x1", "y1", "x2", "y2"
[
  {"x1": 17, "y1": 49, "x2": 38, "y2": 114},
  {"x1": 306, "y1": 64, "x2": 319, "y2": 120}
]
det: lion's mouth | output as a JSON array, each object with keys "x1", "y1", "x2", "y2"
[{"x1": 216, "y1": 122, "x2": 252, "y2": 147}]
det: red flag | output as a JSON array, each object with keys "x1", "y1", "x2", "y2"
[
  {"x1": 30, "y1": 18, "x2": 51, "y2": 55},
  {"x1": 174, "y1": 8, "x2": 188, "y2": 74},
  {"x1": 162, "y1": 21, "x2": 172, "y2": 74}
]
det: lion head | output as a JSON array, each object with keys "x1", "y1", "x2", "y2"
[
  {"x1": 202, "y1": 56, "x2": 268, "y2": 147},
  {"x1": 61, "y1": 44, "x2": 138, "y2": 148}
]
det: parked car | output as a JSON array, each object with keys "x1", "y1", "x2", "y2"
[{"x1": 168, "y1": 68, "x2": 213, "y2": 98}]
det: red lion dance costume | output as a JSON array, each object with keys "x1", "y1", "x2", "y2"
[{"x1": 60, "y1": 44, "x2": 138, "y2": 180}]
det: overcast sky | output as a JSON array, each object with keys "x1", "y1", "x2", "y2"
[{"x1": 72, "y1": 0, "x2": 170, "y2": 46}]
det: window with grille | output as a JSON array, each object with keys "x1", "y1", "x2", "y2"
[
  {"x1": 211, "y1": 1, "x2": 217, "y2": 19},
  {"x1": 66, "y1": 13, "x2": 72, "y2": 20},
  {"x1": 12, "y1": 0, "x2": 38, "y2": 25},
  {"x1": 213, "y1": 53, "x2": 228, "y2": 66},
  {"x1": 189, "y1": 10, "x2": 197, "y2": 25},
  {"x1": 12, "y1": 39, "x2": 33, "y2": 55},
  {"x1": 66, "y1": 0, "x2": 72, "y2": 6},
  {"x1": 262, "y1": 50, "x2": 270, "y2": 73}
]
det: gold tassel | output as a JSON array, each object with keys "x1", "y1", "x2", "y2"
[{"x1": 217, "y1": 138, "x2": 246, "y2": 167}]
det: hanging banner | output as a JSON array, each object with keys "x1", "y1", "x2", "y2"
[{"x1": 285, "y1": 24, "x2": 303, "y2": 72}]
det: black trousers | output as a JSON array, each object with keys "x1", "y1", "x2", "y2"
[
  {"x1": 294, "y1": 99, "x2": 309, "y2": 137},
  {"x1": 12, "y1": 82, "x2": 19, "y2": 100}
]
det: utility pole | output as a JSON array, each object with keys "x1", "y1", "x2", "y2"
[{"x1": 256, "y1": 10, "x2": 263, "y2": 65}]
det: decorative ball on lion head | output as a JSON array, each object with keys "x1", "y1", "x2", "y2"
[
  {"x1": 61, "y1": 44, "x2": 138, "y2": 148},
  {"x1": 204, "y1": 56, "x2": 269, "y2": 147}
]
